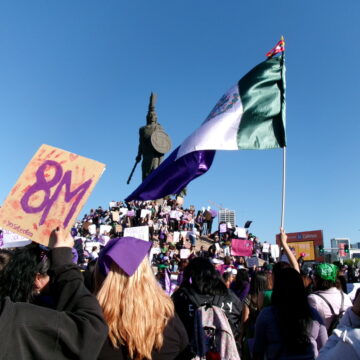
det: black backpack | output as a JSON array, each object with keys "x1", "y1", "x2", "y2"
[{"x1": 314, "y1": 291, "x2": 345, "y2": 336}]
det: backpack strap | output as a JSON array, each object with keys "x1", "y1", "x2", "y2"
[
  {"x1": 313, "y1": 292, "x2": 336, "y2": 316},
  {"x1": 340, "y1": 291, "x2": 344, "y2": 313}
]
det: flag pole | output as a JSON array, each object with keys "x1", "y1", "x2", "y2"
[
  {"x1": 280, "y1": 35, "x2": 286, "y2": 229},
  {"x1": 281, "y1": 146, "x2": 286, "y2": 228}
]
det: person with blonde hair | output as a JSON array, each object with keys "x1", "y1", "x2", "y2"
[{"x1": 95, "y1": 236, "x2": 190, "y2": 360}]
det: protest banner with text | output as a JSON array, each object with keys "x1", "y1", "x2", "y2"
[
  {"x1": 0, "y1": 144, "x2": 105, "y2": 246},
  {"x1": 231, "y1": 239, "x2": 253, "y2": 257},
  {"x1": 124, "y1": 225, "x2": 149, "y2": 241}
]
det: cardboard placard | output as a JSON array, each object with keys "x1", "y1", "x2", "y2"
[
  {"x1": 111, "y1": 211, "x2": 120, "y2": 222},
  {"x1": 180, "y1": 248, "x2": 191, "y2": 259},
  {"x1": 127, "y1": 210, "x2": 135, "y2": 217},
  {"x1": 124, "y1": 225, "x2": 149, "y2": 241},
  {"x1": 271, "y1": 244, "x2": 280, "y2": 260},
  {"x1": 236, "y1": 227, "x2": 247, "y2": 239},
  {"x1": 0, "y1": 145, "x2": 105, "y2": 246},
  {"x1": 88, "y1": 224, "x2": 97, "y2": 235},
  {"x1": 219, "y1": 223, "x2": 227, "y2": 233},
  {"x1": 140, "y1": 209, "x2": 152, "y2": 218},
  {"x1": 246, "y1": 256, "x2": 259, "y2": 268},
  {"x1": 170, "y1": 210, "x2": 178, "y2": 219},
  {"x1": 84, "y1": 241, "x2": 99, "y2": 253},
  {"x1": 119, "y1": 208, "x2": 128, "y2": 216},
  {"x1": 231, "y1": 239, "x2": 253, "y2": 257},
  {"x1": 99, "y1": 224, "x2": 112, "y2": 235},
  {"x1": 262, "y1": 243, "x2": 270, "y2": 253},
  {"x1": 173, "y1": 231, "x2": 180, "y2": 243}
]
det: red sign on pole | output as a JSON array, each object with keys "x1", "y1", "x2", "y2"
[{"x1": 339, "y1": 243, "x2": 345, "y2": 257}]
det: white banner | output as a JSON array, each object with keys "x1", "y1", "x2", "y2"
[
  {"x1": 99, "y1": 224, "x2": 112, "y2": 235},
  {"x1": 180, "y1": 248, "x2": 190, "y2": 259},
  {"x1": 236, "y1": 227, "x2": 247, "y2": 238},
  {"x1": 84, "y1": 241, "x2": 100, "y2": 253},
  {"x1": 111, "y1": 211, "x2": 120, "y2": 222},
  {"x1": 173, "y1": 231, "x2": 180, "y2": 243},
  {"x1": 140, "y1": 209, "x2": 152, "y2": 218},
  {"x1": 124, "y1": 225, "x2": 149, "y2": 241},
  {"x1": 262, "y1": 242, "x2": 270, "y2": 253},
  {"x1": 120, "y1": 208, "x2": 128, "y2": 216},
  {"x1": 0, "y1": 228, "x2": 31, "y2": 248},
  {"x1": 88, "y1": 224, "x2": 97, "y2": 235},
  {"x1": 271, "y1": 244, "x2": 280, "y2": 260}
]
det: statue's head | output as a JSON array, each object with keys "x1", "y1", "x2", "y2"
[
  {"x1": 146, "y1": 92, "x2": 158, "y2": 125},
  {"x1": 146, "y1": 111, "x2": 158, "y2": 125}
]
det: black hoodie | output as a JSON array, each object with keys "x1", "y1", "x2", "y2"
[{"x1": 0, "y1": 247, "x2": 108, "y2": 360}]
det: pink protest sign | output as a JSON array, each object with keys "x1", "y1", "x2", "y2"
[
  {"x1": 231, "y1": 239, "x2": 253, "y2": 257},
  {"x1": 0, "y1": 144, "x2": 105, "y2": 246}
]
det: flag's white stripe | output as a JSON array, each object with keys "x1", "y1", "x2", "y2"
[{"x1": 176, "y1": 85, "x2": 243, "y2": 160}]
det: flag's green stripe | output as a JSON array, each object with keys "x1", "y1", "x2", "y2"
[{"x1": 237, "y1": 56, "x2": 286, "y2": 149}]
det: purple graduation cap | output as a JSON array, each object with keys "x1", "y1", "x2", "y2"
[{"x1": 98, "y1": 237, "x2": 152, "y2": 276}]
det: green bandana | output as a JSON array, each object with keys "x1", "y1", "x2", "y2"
[{"x1": 316, "y1": 263, "x2": 338, "y2": 282}]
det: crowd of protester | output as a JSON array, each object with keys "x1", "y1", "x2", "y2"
[
  {"x1": 70, "y1": 199, "x2": 275, "y2": 269},
  {"x1": 1, "y1": 199, "x2": 360, "y2": 359}
]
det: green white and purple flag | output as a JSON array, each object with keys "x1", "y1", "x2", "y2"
[{"x1": 126, "y1": 55, "x2": 286, "y2": 202}]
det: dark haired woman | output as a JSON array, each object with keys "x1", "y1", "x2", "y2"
[
  {"x1": 0, "y1": 229, "x2": 108, "y2": 359},
  {"x1": 231, "y1": 268, "x2": 250, "y2": 302},
  {"x1": 0, "y1": 249, "x2": 12, "y2": 272},
  {"x1": 0, "y1": 243, "x2": 51, "y2": 303},
  {"x1": 239, "y1": 271, "x2": 267, "y2": 359},
  {"x1": 308, "y1": 263, "x2": 352, "y2": 334},
  {"x1": 253, "y1": 268, "x2": 328, "y2": 359},
  {"x1": 172, "y1": 257, "x2": 242, "y2": 340}
]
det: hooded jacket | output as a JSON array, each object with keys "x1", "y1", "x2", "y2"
[
  {"x1": 172, "y1": 286, "x2": 242, "y2": 339},
  {"x1": 0, "y1": 247, "x2": 108, "y2": 360}
]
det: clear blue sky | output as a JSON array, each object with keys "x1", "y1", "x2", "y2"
[{"x1": 1, "y1": 1, "x2": 359, "y2": 247}]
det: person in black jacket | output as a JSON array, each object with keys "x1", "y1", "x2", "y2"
[
  {"x1": 172, "y1": 257, "x2": 242, "y2": 340},
  {"x1": 0, "y1": 228, "x2": 108, "y2": 360},
  {"x1": 0, "y1": 243, "x2": 51, "y2": 303}
]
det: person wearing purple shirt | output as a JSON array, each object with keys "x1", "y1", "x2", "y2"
[{"x1": 231, "y1": 268, "x2": 250, "y2": 302}]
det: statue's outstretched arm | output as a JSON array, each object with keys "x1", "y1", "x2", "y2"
[{"x1": 136, "y1": 129, "x2": 142, "y2": 162}]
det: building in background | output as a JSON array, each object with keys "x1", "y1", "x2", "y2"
[
  {"x1": 218, "y1": 209, "x2": 236, "y2": 228},
  {"x1": 330, "y1": 238, "x2": 350, "y2": 260}
]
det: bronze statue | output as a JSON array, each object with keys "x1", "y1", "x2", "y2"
[{"x1": 127, "y1": 93, "x2": 171, "y2": 184}]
